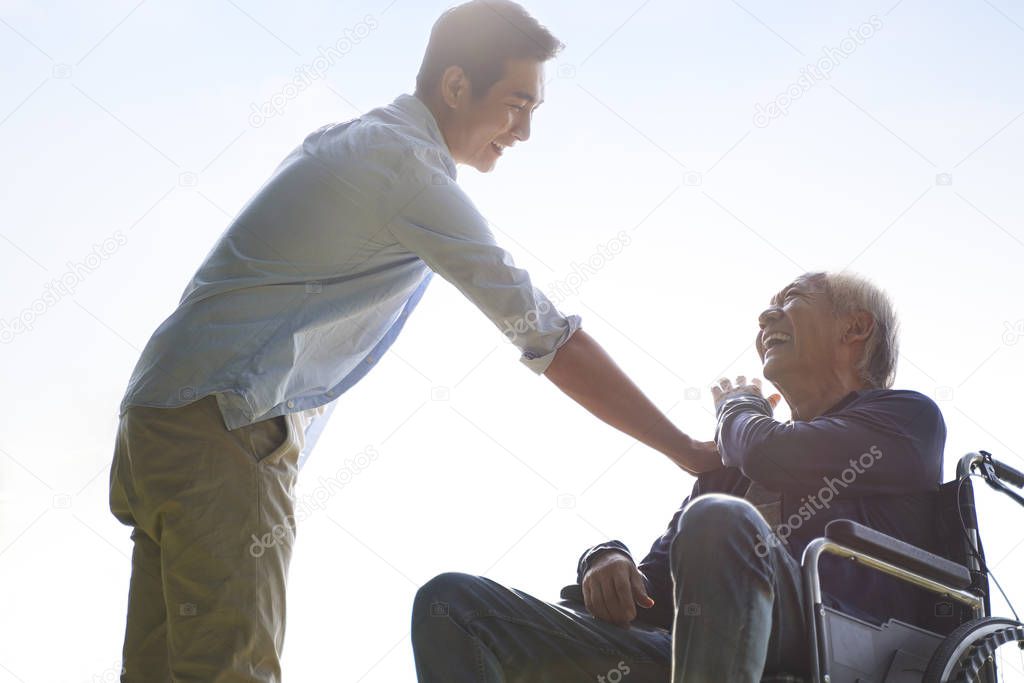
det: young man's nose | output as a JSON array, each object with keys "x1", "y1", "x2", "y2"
[{"x1": 512, "y1": 114, "x2": 531, "y2": 142}]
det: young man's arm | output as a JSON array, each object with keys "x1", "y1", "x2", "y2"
[
  {"x1": 386, "y1": 147, "x2": 717, "y2": 474},
  {"x1": 544, "y1": 329, "x2": 719, "y2": 475}
]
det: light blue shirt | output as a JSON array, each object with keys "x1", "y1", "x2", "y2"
[{"x1": 119, "y1": 93, "x2": 581, "y2": 468}]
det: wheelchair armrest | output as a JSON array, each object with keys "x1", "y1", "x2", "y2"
[
  {"x1": 824, "y1": 519, "x2": 971, "y2": 590},
  {"x1": 559, "y1": 584, "x2": 585, "y2": 603}
]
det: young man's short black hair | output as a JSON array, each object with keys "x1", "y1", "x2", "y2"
[{"x1": 415, "y1": 0, "x2": 563, "y2": 99}]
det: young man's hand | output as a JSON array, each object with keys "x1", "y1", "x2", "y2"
[
  {"x1": 582, "y1": 551, "x2": 654, "y2": 627},
  {"x1": 680, "y1": 438, "x2": 722, "y2": 474}
]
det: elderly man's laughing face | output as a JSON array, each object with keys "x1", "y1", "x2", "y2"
[{"x1": 754, "y1": 274, "x2": 841, "y2": 387}]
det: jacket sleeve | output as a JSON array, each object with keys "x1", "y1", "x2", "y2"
[
  {"x1": 575, "y1": 541, "x2": 633, "y2": 585},
  {"x1": 715, "y1": 390, "x2": 945, "y2": 494}
]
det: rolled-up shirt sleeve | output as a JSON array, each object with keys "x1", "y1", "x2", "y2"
[{"x1": 384, "y1": 144, "x2": 580, "y2": 374}]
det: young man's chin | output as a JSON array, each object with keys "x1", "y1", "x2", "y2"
[
  {"x1": 467, "y1": 145, "x2": 502, "y2": 173},
  {"x1": 471, "y1": 159, "x2": 499, "y2": 173}
]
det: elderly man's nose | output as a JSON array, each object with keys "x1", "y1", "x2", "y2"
[{"x1": 758, "y1": 307, "x2": 782, "y2": 328}]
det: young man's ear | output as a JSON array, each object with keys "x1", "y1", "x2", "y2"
[
  {"x1": 842, "y1": 310, "x2": 875, "y2": 344},
  {"x1": 440, "y1": 66, "x2": 470, "y2": 109}
]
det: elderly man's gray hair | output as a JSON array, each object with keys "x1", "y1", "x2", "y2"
[{"x1": 806, "y1": 271, "x2": 900, "y2": 389}]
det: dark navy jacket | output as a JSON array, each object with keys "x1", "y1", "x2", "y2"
[{"x1": 573, "y1": 389, "x2": 946, "y2": 630}]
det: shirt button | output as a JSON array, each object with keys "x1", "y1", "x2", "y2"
[
  {"x1": 366, "y1": 355, "x2": 375, "y2": 364},
  {"x1": 326, "y1": 390, "x2": 335, "y2": 397},
  {"x1": 286, "y1": 400, "x2": 296, "y2": 409}
]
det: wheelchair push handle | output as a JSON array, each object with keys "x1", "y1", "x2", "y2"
[
  {"x1": 958, "y1": 451, "x2": 1024, "y2": 512},
  {"x1": 989, "y1": 457, "x2": 1024, "y2": 489},
  {"x1": 957, "y1": 451, "x2": 1024, "y2": 487}
]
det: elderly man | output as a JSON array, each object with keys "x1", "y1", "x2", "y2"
[{"x1": 410, "y1": 271, "x2": 945, "y2": 682}]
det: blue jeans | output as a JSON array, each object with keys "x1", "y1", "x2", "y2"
[
  {"x1": 410, "y1": 494, "x2": 809, "y2": 682},
  {"x1": 411, "y1": 571, "x2": 672, "y2": 682},
  {"x1": 670, "y1": 494, "x2": 810, "y2": 681}
]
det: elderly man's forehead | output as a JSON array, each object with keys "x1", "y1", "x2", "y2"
[{"x1": 770, "y1": 274, "x2": 825, "y2": 305}]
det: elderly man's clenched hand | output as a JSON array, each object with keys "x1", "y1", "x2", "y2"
[{"x1": 582, "y1": 551, "x2": 655, "y2": 627}]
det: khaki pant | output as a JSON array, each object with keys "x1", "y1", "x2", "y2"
[{"x1": 109, "y1": 394, "x2": 304, "y2": 682}]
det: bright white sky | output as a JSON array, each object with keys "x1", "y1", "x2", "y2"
[{"x1": 1, "y1": 0, "x2": 1023, "y2": 680}]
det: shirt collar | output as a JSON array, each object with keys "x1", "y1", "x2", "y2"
[{"x1": 390, "y1": 93, "x2": 456, "y2": 176}]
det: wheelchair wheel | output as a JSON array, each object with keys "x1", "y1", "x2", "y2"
[{"x1": 923, "y1": 617, "x2": 1024, "y2": 682}]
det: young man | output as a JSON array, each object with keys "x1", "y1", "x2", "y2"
[
  {"x1": 411, "y1": 271, "x2": 945, "y2": 682},
  {"x1": 108, "y1": 2, "x2": 715, "y2": 680}
]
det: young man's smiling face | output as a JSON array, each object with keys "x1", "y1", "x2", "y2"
[{"x1": 440, "y1": 58, "x2": 545, "y2": 172}]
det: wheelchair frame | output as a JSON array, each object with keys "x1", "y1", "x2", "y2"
[
  {"x1": 801, "y1": 452, "x2": 1022, "y2": 683},
  {"x1": 802, "y1": 529, "x2": 983, "y2": 681}
]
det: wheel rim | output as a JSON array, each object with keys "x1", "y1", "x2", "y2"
[{"x1": 937, "y1": 624, "x2": 1024, "y2": 682}]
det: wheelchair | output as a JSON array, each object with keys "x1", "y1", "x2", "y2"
[
  {"x1": 560, "y1": 451, "x2": 1024, "y2": 682},
  {"x1": 792, "y1": 451, "x2": 1024, "y2": 683}
]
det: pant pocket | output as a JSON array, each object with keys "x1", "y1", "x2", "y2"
[{"x1": 245, "y1": 414, "x2": 291, "y2": 464}]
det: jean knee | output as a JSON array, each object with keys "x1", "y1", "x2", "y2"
[
  {"x1": 670, "y1": 494, "x2": 764, "y2": 562},
  {"x1": 412, "y1": 572, "x2": 486, "y2": 625}
]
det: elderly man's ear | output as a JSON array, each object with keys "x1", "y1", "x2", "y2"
[{"x1": 841, "y1": 310, "x2": 875, "y2": 344}]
